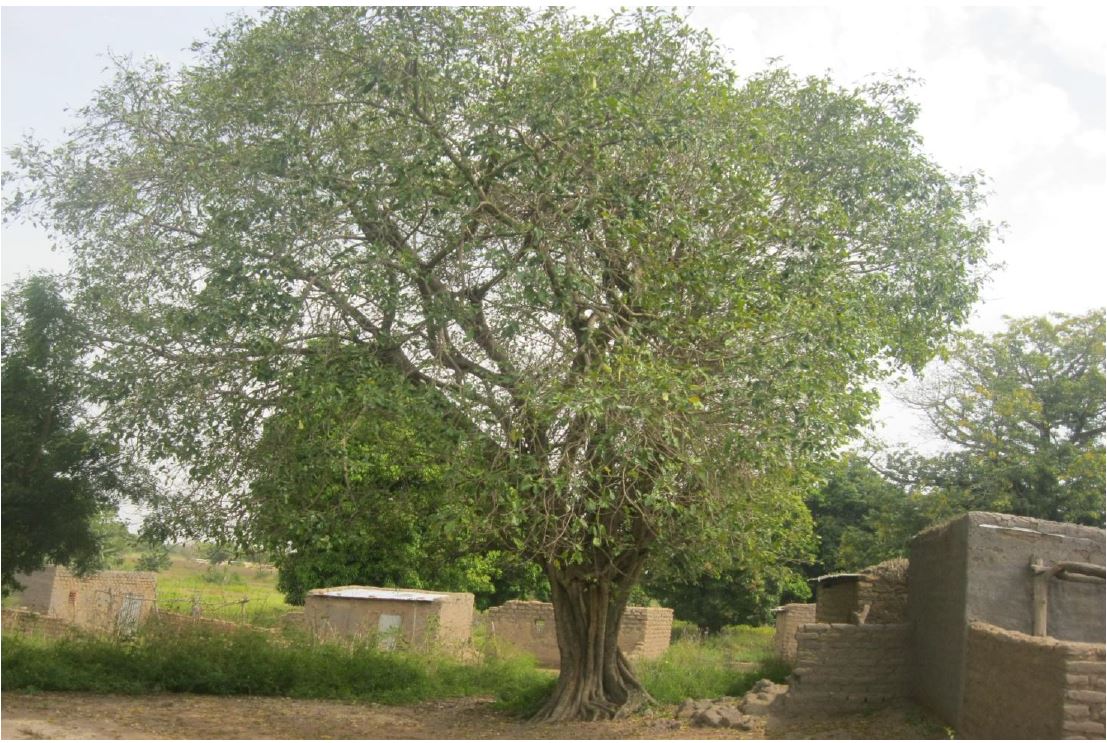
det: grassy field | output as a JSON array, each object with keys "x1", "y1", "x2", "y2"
[
  {"x1": 144, "y1": 554, "x2": 294, "y2": 627},
  {"x1": 4, "y1": 551, "x2": 296, "y2": 627}
]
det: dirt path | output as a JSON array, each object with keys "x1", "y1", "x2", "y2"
[{"x1": 1, "y1": 692, "x2": 946, "y2": 739}]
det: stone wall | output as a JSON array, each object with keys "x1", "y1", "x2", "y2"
[
  {"x1": 483, "y1": 600, "x2": 673, "y2": 667},
  {"x1": 961, "y1": 621, "x2": 1105, "y2": 739},
  {"x1": 773, "y1": 603, "x2": 816, "y2": 664},
  {"x1": 784, "y1": 622, "x2": 911, "y2": 714},
  {"x1": 13, "y1": 566, "x2": 157, "y2": 634}
]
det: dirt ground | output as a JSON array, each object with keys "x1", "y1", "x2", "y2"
[{"x1": 1, "y1": 692, "x2": 947, "y2": 739}]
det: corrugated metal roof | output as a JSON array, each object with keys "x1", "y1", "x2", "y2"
[{"x1": 316, "y1": 588, "x2": 444, "y2": 602}]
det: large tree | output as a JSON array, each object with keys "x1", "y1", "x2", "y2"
[
  {"x1": 1, "y1": 275, "x2": 149, "y2": 591},
  {"x1": 6, "y1": 8, "x2": 991, "y2": 719},
  {"x1": 891, "y1": 310, "x2": 1105, "y2": 525}
]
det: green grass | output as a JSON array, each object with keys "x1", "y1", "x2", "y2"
[
  {"x1": 137, "y1": 554, "x2": 294, "y2": 627},
  {"x1": 639, "y1": 625, "x2": 790, "y2": 703},
  {"x1": 1, "y1": 621, "x2": 552, "y2": 713}
]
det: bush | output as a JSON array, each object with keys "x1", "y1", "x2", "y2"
[{"x1": 1, "y1": 622, "x2": 552, "y2": 709}]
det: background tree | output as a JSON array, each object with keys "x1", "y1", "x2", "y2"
[
  {"x1": 243, "y1": 343, "x2": 546, "y2": 607},
  {"x1": 5, "y1": 8, "x2": 991, "y2": 719},
  {"x1": 1, "y1": 275, "x2": 150, "y2": 591},
  {"x1": 892, "y1": 310, "x2": 1105, "y2": 525},
  {"x1": 806, "y1": 454, "x2": 951, "y2": 574}
]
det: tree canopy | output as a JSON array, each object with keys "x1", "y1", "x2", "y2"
[
  {"x1": 6, "y1": 7, "x2": 992, "y2": 719},
  {"x1": 892, "y1": 309, "x2": 1105, "y2": 525}
]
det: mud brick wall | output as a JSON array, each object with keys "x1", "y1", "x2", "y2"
[
  {"x1": 961, "y1": 621, "x2": 1105, "y2": 739},
  {"x1": 856, "y1": 559, "x2": 909, "y2": 623},
  {"x1": 1, "y1": 608, "x2": 74, "y2": 639},
  {"x1": 483, "y1": 600, "x2": 673, "y2": 667},
  {"x1": 150, "y1": 611, "x2": 277, "y2": 636},
  {"x1": 814, "y1": 581, "x2": 859, "y2": 623},
  {"x1": 909, "y1": 513, "x2": 1105, "y2": 730},
  {"x1": 784, "y1": 623, "x2": 911, "y2": 714},
  {"x1": 1062, "y1": 644, "x2": 1107, "y2": 739},
  {"x1": 13, "y1": 566, "x2": 157, "y2": 633},
  {"x1": 773, "y1": 603, "x2": 816, "y2": 664},
  {"x1": 304, "y1": 588, "x2": 474, "y2": 652}
]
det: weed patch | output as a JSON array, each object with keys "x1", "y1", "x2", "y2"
[
  {"x1": 638, "y1": 624, "x2": 787, "y2": 703},
  {"x1": 1, "y1": 623, "x2": 552, "y2": 708}
]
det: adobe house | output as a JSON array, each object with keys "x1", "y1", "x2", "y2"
[
  {"x1": 777, "y1": 514, "x2": 1104, "y2": 739},
  {"x1": 482, "y1": 599, "x2": 673, "y2": 667},
  {"x1": 908, "y1": 512, "x2": 1104, "y2": 736},
  {"x1": 304, "y1": 585, "x2": 474, "y2": 652},
  {"x1": 13, "y1": 565, "x2": 157, "y2": 634}
]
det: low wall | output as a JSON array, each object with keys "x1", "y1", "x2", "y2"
[
  {"x1": 961, "y1": 621, "x2": 1105, "y2": 739},
  {"x1": 1, "y1": 608, "x2": 74, "y2": 639},
  {"x1": 784, "y1": 623, "x2": 911, "y2": 714},
  {"x1": 149, "y1": 611, "x2": 275, "y2": 636},
  {"x1": 483, "y1": 601, "x2": 673, "y2": 667},
  {"x1": 773, "y1": 603, "x2": 815, "y2": 664}
]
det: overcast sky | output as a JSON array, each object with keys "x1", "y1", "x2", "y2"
[{"x1": 2, "y1": 3, "x2": 1105, "y2": 449}]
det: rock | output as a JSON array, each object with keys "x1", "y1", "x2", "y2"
[
  {"x1": 693, "y1": 707, "x2": 726, "y2": 728},
  {"x1": 717, "y1": 707, "x2": 750, "y2": 729},
  {"x1": 674, "y1": 699, "x2": 699, "y2": 719}
]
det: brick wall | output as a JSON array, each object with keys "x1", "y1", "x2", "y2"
[
  {"x1": 483, "y1": 600, "x2": 673, "y2": 667},
  {"x1": 1, "y1": 608, "x2": 74, "y2": 639},
  {"x1": 773, "y1": 603, "x2": 816, "y2": 664},
  {"x1": 815, "y1": 581, "x2": 859, "y2": 623},
  {"x1": 784, "y1": 623, "x2": 911, "y2": 714},
  {"x1": 149, "y1": 611, "x2": 276, "y2": 636},
  {"x1": 961, "y1": 621, "x2": 1105, "y2": 739}
]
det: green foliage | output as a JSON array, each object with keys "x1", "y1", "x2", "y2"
[
  {"x1": 893, "y1": 310, "x2": 1105, "y2": 526},
  {"x1": 133, "y1": 542, "x2": 172, "y2": 572},
  {"x1": 806, "y1": 455, "x2": 927, "y2": 574},
  {"x1": 1, "y1": 275, "x2": 151, "y2": 591},
  {"x1": 245, "y1": 346, "x2": 546, "y2": 607},
  {"x1": 646, "y1": 566, "x2": 811, "y2": 632},
  {"x1": 4, "y1": 8, "x2": 993, "y2": 713},
  {"x1": 1, "y1": 622, "x2": 551, "y2": 705},
  {"x1": 637, "y1": 625, "x2": 788, "y2": 704}
]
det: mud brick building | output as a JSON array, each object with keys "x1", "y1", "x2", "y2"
[
  {"x1": 304, "y1": 585, "x2": 474, "y2": 652},
  {"x1": 483, "y1": 600, "x2": 673, "y2": 667},
  {"x1": 774, "y1": 513, "x2": 1105, "y2": 739},
  {"x1": 13, "y1": 565, "x2": 157, "y2": 634}
]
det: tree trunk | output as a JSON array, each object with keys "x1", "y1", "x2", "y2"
[{"x1": 532, "y1": 561, "x2": 653, "y2": 722}]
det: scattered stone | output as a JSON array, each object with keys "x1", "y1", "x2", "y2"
[
  {"x1": 739, "y1": 679, "x2": 789, "y2": 716},
  {"x1": 674, "y1": 698, "x2": 699, "y2": 719}
]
